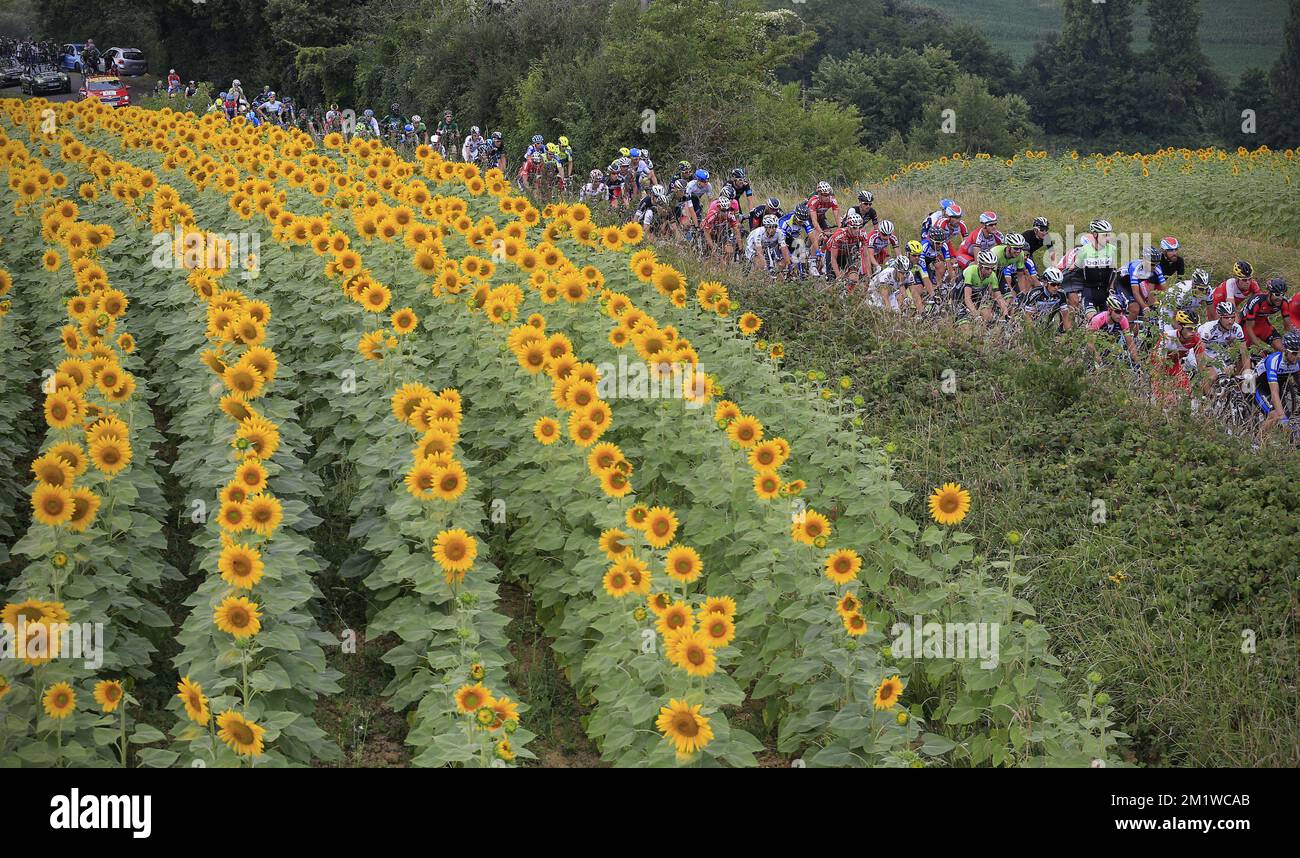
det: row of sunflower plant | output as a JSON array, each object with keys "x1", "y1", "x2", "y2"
[
  {"x1": 36, "y1": 110, "x2": 345, "y2": 765},
  {"x1": 0, "y1": 262, "x2": 38, "y2": 557},
  {"x1": 0, "y1": 116, "x2": 177, "y2": 766},
  {"x1": 111, "y1": 110, "x2": 535, "y2": 766}
]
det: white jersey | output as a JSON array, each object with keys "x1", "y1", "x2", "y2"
[
  {"x1": 1196, "y1": 319, "x2": 1244, "y2": 364},
  {"x1": 745, "y1": 226, "x2": 787, "y2": 260}
]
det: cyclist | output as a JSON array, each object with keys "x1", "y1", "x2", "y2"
[
  {"x1": 990, "y1": 233, "x2": 1037, "y2": 296},
  {"x1": 723, "y1": 167, "x2": 753, "y2": 217},
  {"x1": 953, "y1": 211, "x2": 1004, "y2": 268},
  {"x1": 1253, "y1": 329, "x2": 1300, "y2": 439},
  {"x1": 806, "y1": 182, "x2": 840, "y2": 275},
  {"x1": 875, "y1": 242, "x2": 934, "y2": 313},
  {"x1": 580, "y1": 169, "x2": 608, "y2": 205},
  {"x1": 436, "y1": 111, "x2": 460, "y2": 156},
  {"x1": 167, "y1": 68, "x2": 181, "y2": 96},
  {"x1": 1068, "y1": 219, "x2": 1119, "y2": 313},
  {"x1": 1207, "y1": 261, "x2": 1260, "y2": 320},
  {"x1": 1022, "y1": 216, "x2": 1052, "y2": 260},
  {"x1": 1197, "y1": 301, "x2": 1251, "y2": 388},
  {"x1": 635, "y1": 184, "x2": 678, "y2": 239},
  {"x1": 1022, "y1": 267, "x2": 1072, "y2": 331},
  {"x1": 1115, "y1": 247, "x2": 1167, "y2": 317},
  {"x1": 481, "y1": 131, "x2": 506, "y2": 171},
  {"x1": 842, "y1": 190, "x2": 879, "y2": 229},
  {"x1": 606, "y1": 157, "x2": 633, "y2": 210},
  {"x1": 778, "y1": 203, "x2": 814, "y2": 275},
  {"x1": 555, "y1": 135, "x2": 575, "y2": 180},
  {"x1": 1157, "y1": 236, "x2": 1185, "y2": 278},
  {"x1": 683, "y1": 169, "x2": 712, "y2": 232},
  {"x1": 1153, "y1": 310, "x2": 1205, "y2": 396},
  {"x1": 744, "y1": 214, "x2": 791, "y2": 274},
  {"x1": 703, "y1": 186, "x2": 743, "y2": 259},
  {"x1": 1240, "y1": 277, "x2": 1290, "y2": 353},
  {"x1": 1283, "y1": 283, "x2": 1300, "y2": 333},
  {"x1": 956, "y1": 249, "x2": 1008, "y2": 324},
  {"x1": 921, "y1": 221, "x2": 958, "y2": 286},
  {"x1": 358, "y1": 109, "x2": 381, "y2": 138},
  {"x1": 1087, "y1": 294, "x2": 1141, "y2": 366},
  {"x1": 747, "y1": 196, "x2": 783, "y2": 232},
  {"x1": 920, "y1": 199, "x2": 963, "y2": 240},
  {"x1": 862, "y1": 220, "x2": 899, "y2": 277},
  {"x1": 461, "y1": 125, "x2": 484, "y2": 162},
  {"x1": 825, "y1": 210, "x2": 869, "y2": 289},
  {"x1": 635, "y1": 147, "x2": 657, "y2": 189},
  {"x1": 518, "y1": 151, "x2": 548, "y2": 191},
  {"x1": 382, "y1": 103, "x2": 405, "y2": 137}
]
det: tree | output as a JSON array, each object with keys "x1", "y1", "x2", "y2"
[
  {"x1": 910, "y1": 74, "x2": 1040, "y2": 157},
  {"x1": 1267, "y1": 0, "x2": 1300, "y2": 145},
  {"x1": 810, "y1": 47, "x2": 959, "y2": 147},
  {"x1": 1140, "y1": 0, "x2": 1225, "y2": 138},
  {"x1": 1021, "y1": 0, "x2": 1143, "y2": 143}
]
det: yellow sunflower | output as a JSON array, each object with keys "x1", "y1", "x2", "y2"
[
  {"x1": 433, "y1": 528, "x2": 477, "y2": 581},
  {"x1": 177, "y1": 676, "x2": 210, "y2": 724},
  {"x1": 216, "y1": 710, "x2": 266, "y2": 757},
  {"x1": 664, "y1": 545, "x2": 703, "y2": 584},
  {"x1": 655, "y1": 698, "x2": 714, "y2": 759},
  {"x1": 213, "y1": 596, "x2": 262, "y2": 638},
  {"x1": 824, "y1": 548, "x2": 862, "y2": 584},
  {"x1": 874, "y1": 675, "x2": 904, "y2": 710},
  {"x1": 43, "y1": 682, "x2": 77, "y2": 720},
  {"x1": 642, "y1": 506, "x2": 679, "y2": 549},
  {"x1": 928, "y1": 482, "x2": 971, "y2": 526},
  {"x1": 93, "y1": 680, "x2": 124, "y2": 713}
]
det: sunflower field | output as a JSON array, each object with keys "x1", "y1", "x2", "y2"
[{"x1": 0, "y1": 97, "x2": 1126, "y2": 768}]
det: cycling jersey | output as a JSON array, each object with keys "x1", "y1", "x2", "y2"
[
  {"x1": 841, "y1": 204, "x2": 878, "y2": 228},
  {"x1": 777, "y1": 211, "x2": 812, "y2": 237},
  {"x1": 921, "y1": 211, "x2": 966, "y2": 243},
  {"x1": 1240, "y1": 294, "x2": 1283, "y2": 343},
  {"x1": 1072, "y1": 239, "x2": 1118, "y2": 280},
  {"x1": 745, "y1": 226, "x2": 787, "y2": 261},
  {"x1": 1196, "y1": 319, "x2": 1244, "y2": 365},
  {"x1": 956, "y1": 227, "x2": 1003, "y2": 262},
  {"x1": 580, "y1": 181, "x2": 608, "y2": 202},
  {"x1": 1157, "y1": 325, "x2": 1203, "y2": 375},
  {"x1": 636, "y1": 196, "x2": 673, "y2": 230},
  {"x1": 990, "y1": 244, "x2": 1032, "y2": 274},
  {"x1": 703, "y1": 198, "x2": 739, "y2": 230},
  {"x1": 1210, "y1": 278, "x2": 1260, "y2": 307},
  {"x1": 1253, "y1": 350, "x2": 1300, "y2": 413},
  {"x1": 1283, "y1": 294, "x2": 1300, "y2": 330},
  {"x1": 1023, "y1": 286, "x2": 1065, "y2": 321},
  {"x1": 825, "y1": 227, "x2": 867, "y2": 272},
  {"x1": 724, "y1": 179, "x2": 752, "y2": 204},
  {"x1": 1088, "y1": 310, "x2": 1130, "y2": 336},
  {"x1": 961, "y1": 263, "x2": 999, "y2": 297},
  {"x1": 864, "y1": 229, "x2": 899, "y2": 264},
  {"x1": 747, "y1": 204, "x2": 782, "y2": 232},
  {"x1": 807, "y1": 194, "x2": 839, "y2": 228},
  {"x1": 1158, "y1": 254, "x2": 1185, "y2": 278}
]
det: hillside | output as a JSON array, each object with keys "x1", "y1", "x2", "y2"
[{"x1": 913, "y1": 0, "x2": 1286, "y2": 78}]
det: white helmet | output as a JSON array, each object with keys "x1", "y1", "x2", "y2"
[
  {"x1": 877, "y1": 219, "x2": 895, "y2": 236},
  {"x1": 845, "y1": 211, "x2": 863, "y2": 228},
  {"x1": 1004, "y1": 232, "x2": 1027, "y2": 249},
  {"x1": 977, "y1": 249, "x2": 998, "y2": 267},
  {"x1": 470, "y1": 125, "x2": 479, "y2": 134},
  {"x1": 1090, "y1": 218, "x2": 1113, "y2": 233},
  {"x1": 652, "y1": 184, "x2": 668, "y2": 202},
  {"x1": 893, "y1": 254, "x2": 911, "y2": 270},
  {"x1": 412, "y1": 114, "x2": 421, "y2": 123},
  {"x1": 590, "y1": 169, "x2": 602, "y2": 180},
  {"x1": 1043, "y1": 267, "x2": 1063, "y2": 284},
  {"x1": 232, "y1": 79, "x2": 240, "y2": 86},
  {"x1": 762, "y1": 214, "x2": 779, "y2": 228},
  {"x1": 816, "y1": 181, "x2": 832, "y2": 194}
]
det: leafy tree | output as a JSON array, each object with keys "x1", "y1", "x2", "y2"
[
  {"x1": 910, "y1": 73, "x2": 1040, "y2": 157},
  {"x1": 1267, "y1": 0, "x2": 1300, "y2": 145},
  {"x1": 810, "y1": 46, "x2": 959, "y2": 147},
  {"x1": 1140, "y1": 0, "x2": 1225, "y2": 138}
]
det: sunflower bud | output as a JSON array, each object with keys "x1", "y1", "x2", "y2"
[
  {"x1": 896, "y1": 711, "x2": 909, "y2": 726},
  {"x1": 1094, "y1": 692, "x2": 1110, "y2": 706},
  {"x1": 51, "y1": 551, "x2": 68, "y2": 568},
  {"x1": 1006, "y1": 530, "x2": 1022, "y2": 546}
]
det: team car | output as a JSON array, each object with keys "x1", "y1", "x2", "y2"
[
  {"x1": 79, "y1": 74, "x2": 130, "y2": 107},
  {"x1": 20, "y1": 65, "x2": 73, "y2": 95}
]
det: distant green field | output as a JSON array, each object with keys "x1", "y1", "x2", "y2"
[{"x1": 913, "y1": 0, "x2": 1285, "y2": 80}]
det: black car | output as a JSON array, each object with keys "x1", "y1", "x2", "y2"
[
  {"x1": 0, "y1": 65, "x2": 23, "y2": 87},
  {"x1": 20, "y1": 66, "x2": 72, "y2": 95}
]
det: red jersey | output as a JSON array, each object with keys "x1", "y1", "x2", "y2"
[
  {"x1": 1281, "y1": 294, "x2": 1300, "y2": 330},
  {"x1": 1210, "y1": 278, "x2": 1260, "y2": 307},
  {"x1": 806, "y1": 194, "x2": 839, "y2": 217},
  {"x1": 825, "y1": 227, "x2": 867, "y2": 271}
]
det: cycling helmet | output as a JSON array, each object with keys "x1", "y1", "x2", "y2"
[
  {"x1": 1283, "y1": 330, "x2": 1300, "y2": 352},
  {"x1": 978, "y1": 211, "x2": 998, "y2": 226},
  {"x1": 766, "y1": 196, "x2": 781, "y2": 210},
  {"x1": 444, "y1": 110, "x2": 453, "y2": 117},
  {"x1": 694, "y1": 169, "x2": 710, "y2": 181},
  {"x1": 1090, "y1": 219, "x2": 1112, "y2": 233},
  {"x1": 1267, "y1": 276, "x2": 1288, "y2": 297},
  {"x1": 547, "y1": 143, "x2": 559, "y2": 153},
  {"x1": 470, "y1": 125, "x2": 479, "y2": 134},
  {"x1": 1215, "y1": 301, "x2": 1236, "y2": 317},
  {"x1": 816, "y1": 181, "x2": 832, "y2": 195},
  {"x1": 944, "y1": 202, "x2": 962, "y2": 218},
  {"x1": 1106, "y1": 295, "x2": 1126, "y2": 313},
  {"x1": 1233, "y1": 260, "x2": 1253, "y2": 278},
  {"x1": 1032, "y1": 216, "x2": 1049, "y2": 230},
  {"x1": 1174, "y1": 311, "x2": 1196, "y2": 327},
  {"x1": 762, "y1": 214, "x2": 779, "y2": 228},
  {"x1": 390, "y1": 102, "x2": 399, "y2": 113},
  {"x1": 906, "y1": 240, "x2": 923, "y2": 254},
  {"x1": 529, "y1": 152, "x2": 542, "y2": 163},
  {"x1": 1043, "y1": 267, "x2": 1063, "y2": 285},
  {"x1": 559, "y1": 136, "x2": 569, "y2": 147},
  {"x1": 845, "y1": 211, "x2": 864, "y2": 228},
  {"x1": 1145, "y1": 246, "x2": 1163, "y2": 263},
  {"x1": 531, "y1": 134, "x2": 543, "y2": 144},
  {"x1": 629, "y1": 148, "x2": 640, "y2": 158},
  {"x1": 731, "y1": 167, "x2": 747, "y2": 179},
  {"x1": 491, "y1": 131, "x2": 502, "y2": 140},
  {"x1": 877, "y1": 219, "x2": 895, "y2": 236},
  {"x1": 363, "y1": 109, "x2": 374, "y2": 117},
  {"x1": 858, "y1": 190, "x2": 874, "y2": 204},
  {"x1": 793, "y1": 202, "x2": 810, "y2": 219},
  {"x1": 589, "y1": 169, "x2": 601, "y2": 180},
  {"x1": 977, "y1": 249, "x2": 997, "y2": 267},
  {"x1": 928, "y1": 224, "x2": 950, "y2": 242},
  {"x1": 894, "y1": 254, "x2": 911, "y2": 270},
  {"x1": 719, "y1": 185, "x2": 734, "y2": 200},
  {"x1": 940, "y1": 198, "x2": 953, "y2": 209},
  {"x1": 232, "y1": 79, "x2": 240, "y2": 86},
  {"x1": 1004, "y1": 232, "x2": 1027, "y2": 250},
  {"x1": 651, "y1": 184, "x2": 667, "y2": 202},
  {"x1": 677, "y1": 160, "x2": 691, "y2": 171},
  {"x1": 1191, "y1": 268, "x2": 1210, "y2": 287},
  {"x1": 412, "y1": 115, "x2": 422, "y2": 123},
  {"x1": 404, "y1": 124, "x2": 414, "y2": 133},
  {"x1": 1159, "y1": 236, "x2": 1180, "y2": 252}
]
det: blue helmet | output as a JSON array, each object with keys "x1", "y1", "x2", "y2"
[
  {"x1": 531, "y1": 134, "x2": 543, "y2": 144},
  {"x1": 404, "y1": 124, "x2": 414, "y2": 133},
  {"x1": 694, "y1": 169, "x2": 709, "y2": 181},
  {"x1": 629, "y1": 147, "x2": 640, "y2": 157}
]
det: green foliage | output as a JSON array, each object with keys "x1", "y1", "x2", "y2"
[
  {"x1": 810, "y1": 46, "x2": 960, "y2": 148},
  {"x1": 911, "y1": 74, "x2": 1040, "y2": 157}
]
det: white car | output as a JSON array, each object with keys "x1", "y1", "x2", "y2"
[{"x1": 104, "y1": 47, "x2": 148, "y2": 76}]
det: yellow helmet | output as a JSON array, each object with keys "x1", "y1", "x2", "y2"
[
  {"x1": 559, "y1": 136, "x2": 569, "y2": 147},
  {"x1": 619, "y1": 147, "x2": 630, "y2": 157},
  {"x1": 1174, "y1": 311, "x2": 1195, "y2": 327},
  {"x1": 546, "y1": 142, "x2": 559, "y2": 153},
  {"x1": 906, "y1": 240, "x2": 923, "y2": 254}
]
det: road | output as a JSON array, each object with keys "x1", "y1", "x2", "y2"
[{"x1": 0, "y1": 70, "x2": 157, "y2": 104}]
